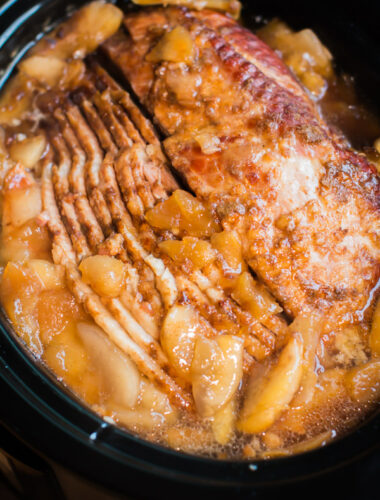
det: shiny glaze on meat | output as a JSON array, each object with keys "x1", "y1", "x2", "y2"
[{"x1": 102, "y1": 7, "x2": 380, "y2": 331}]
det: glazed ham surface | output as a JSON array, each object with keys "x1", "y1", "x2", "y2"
[{"x1": 102, "y1": 7, "x2": 380, "y2": 332}]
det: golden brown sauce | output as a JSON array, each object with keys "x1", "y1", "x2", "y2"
[
  {"x1": 320, "y1": 74, "x2": 380, "y2": 150},
  {"x1": 0, "y1": 3, "x2": 379, "y2": 460}
]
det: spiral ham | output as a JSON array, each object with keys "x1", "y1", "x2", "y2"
[{"x1": 102, "y1": 6, "x2": 380, "y2": 332}]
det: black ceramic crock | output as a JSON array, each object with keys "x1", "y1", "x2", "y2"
[{"x1": 0, "y1": 1, "x2": 379, "y2": 499}]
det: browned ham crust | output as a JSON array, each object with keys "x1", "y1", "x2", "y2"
[{"x1": 102, "y1": 7, "x2": 380, "y2": 331}]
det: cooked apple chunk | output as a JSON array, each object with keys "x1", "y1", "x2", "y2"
[
  {"x1": 257, "y1": 19, "x2": 333, "y2": 97},
  {"x1": 232, "y1": 272, "x2": 282, "y2": 322},
  {"x1": 159, "y1": 236, "x2": 215, "y2": 269},
  {"x1": 0, "y1": 75, "x2": 34, "y2": 125},
  {"x1": 211, "y1": 398, "x2": 235, "y2": 445},
  {"x1": 0, "y1": 219, "x2": 51, "y2": 264},
  {"x1": 44, "y1": 322, "x2": 103, "y2": 405},
  {"x1": 147, "y1": 26, "x2": 194, "y2": 64},
  {"x1": 9, "y1": 135, "x2": 46, "y2": 168},
  {"x1": 18, "y1": 57, "x2": 67, "y2": 88},
  {"x1": 145, "y1": 190, "x2": 219, "y2": 237},
  {"x1": 27, "y1": 260, "x2": 65, "y2": 291},
  {"x1": 2, "y1": 165, "x2": 42, "y2": 232},
  {"x1": 29, "y1": 1, "x2": 123, "y2": 61},
  {"x1": 78, "y1": 322, "x2": 141, "y2": 408},
  {"x1": 161, "y1": 304, "x2": 214, "y2": 380},
  {"x1": 238, "y1": 335, "x2": 304, "y2": 433},
  {"x1": 79, "y1": 255, "x2": 126, "y2": 298},
  {"x1": 211, "y1": 230, "x2": 245, "y2": 275},
  {"x1": 344, "y1": 359, "x2": 380, "y2": 404},
  {"x1": 0, "y1": 261, "x2": 43, "y2": 354},
  {"x1": 191, "y1": 335, "x2": 244, "y2": 417}
]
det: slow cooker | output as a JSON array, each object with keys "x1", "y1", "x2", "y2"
[{"x1": 0, "y1": 1, "x2": 379, "y2": 498}]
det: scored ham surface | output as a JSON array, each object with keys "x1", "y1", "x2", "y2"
[{"x1": 102, "y1": 6, "x2": 380, "y2": 332}]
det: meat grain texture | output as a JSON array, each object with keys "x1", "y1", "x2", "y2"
[{"x1": 103, "y1": 7, "x2": 380, "y2": 332}]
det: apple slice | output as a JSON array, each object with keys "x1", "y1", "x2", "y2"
[
  {"x1": 18, "y1": 57, "x2": 66, "y2": 88},
  {"x1": 191, "y1": 335, "x2": 244, "y2": 417},
  {"x1": 2, "y1": 165, "x2": 42, "y2": 231},
  {"x1": 29, "y1": 1, "x2": 123, "y2": 60},
  {"x1": 9, "y1": 135, "x2": 46, "y2": 168},
  {"x1": 161, "y1": 304, "x2": 214, "y2": 380},
  {"x1": 289, "y1": 314, "x2": 322, "y2": 407},
  {"x1": 79, "y1": 255, "x2": 126, "y2": 298},
  {"x1": 344, "y1": 359, "x2": 380, "y2": 404},
  {"x1": 212, "y1": 398, "x2": 235, "y2": 445},
  {"x1": 27, "y1": 260, "x2": 65, "y2": 291},
  {"x1": 146, "y1": 26, "x2": 194, "y2": 64},
  {"x1": 237, "y1": 335, "x2": 304, "y2": 433},
  {"x1": 139, "y1": 378, "x2": 175, "y2": 417},
  {"x1": 77, "y1": 322, "x2": 140, "y2": 408}
]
